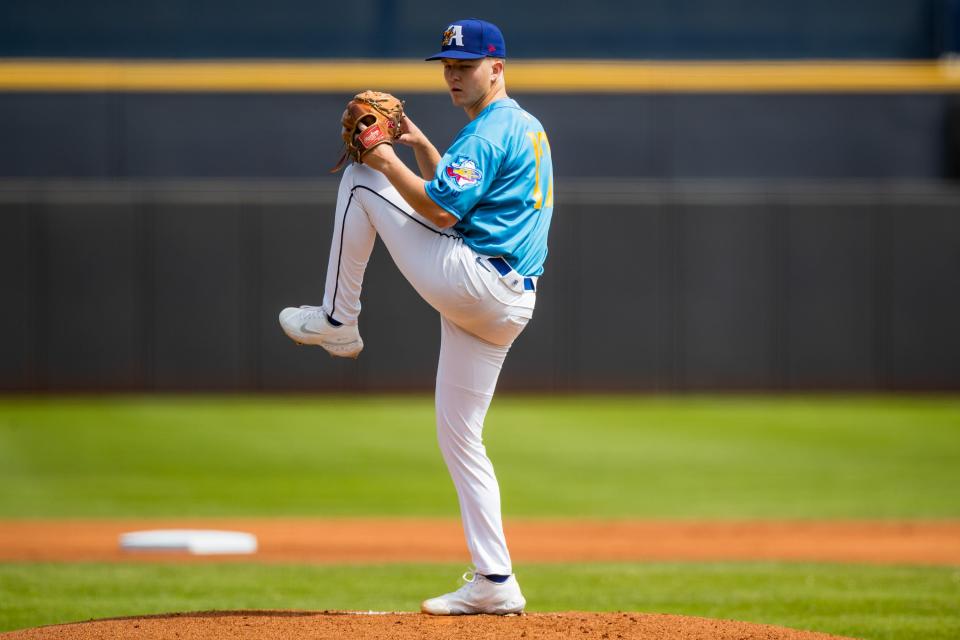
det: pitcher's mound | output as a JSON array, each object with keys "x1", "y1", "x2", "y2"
[{"x1": 2, "y1": 610, "x2": 858, "y2": 640}]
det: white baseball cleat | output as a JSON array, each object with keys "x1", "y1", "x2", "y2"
[
  {"x1": 278, "y1": 305, "x2": 363, "y2": 359},
  {"x1": 420, "y1": 572, "x2": 526, "y2": 616}
]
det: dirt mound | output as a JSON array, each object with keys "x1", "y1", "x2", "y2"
[{"x1": 1, "y1": 611, "x2": 858, "y2": 640}]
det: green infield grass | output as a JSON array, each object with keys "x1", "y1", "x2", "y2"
[
  {"x1": 0, "y1": 395, "x2": 958, "y2": 518},
  {"x1": 1, "y1": 561, "x2": 958, "y2": 639}
]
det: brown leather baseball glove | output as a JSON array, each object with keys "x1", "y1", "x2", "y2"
[{"x1": 331, "y1": 90, "x2": 405, "y2": 172}]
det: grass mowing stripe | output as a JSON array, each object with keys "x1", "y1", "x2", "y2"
[
  {"x1": 1, "y1": 562, "x2": 958, "y2": 639},
  {"x1": 0, "y1": 395, "x2": 958, "y2": 518}
]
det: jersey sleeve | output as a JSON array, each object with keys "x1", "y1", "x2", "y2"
[{"x1": 425, "y1": 134, "x2": 503, "y2": 220}]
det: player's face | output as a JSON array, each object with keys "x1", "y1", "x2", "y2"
[{"x1": 442, "y1": 58, "x2": 496, "y2": 108}]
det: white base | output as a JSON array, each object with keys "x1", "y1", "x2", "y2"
[{"x1": 119, "y1": 529, "x2": 258, "y2": 555}]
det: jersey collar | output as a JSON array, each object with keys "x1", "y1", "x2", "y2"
[{"x1": 477, "y1": 97, "x2": 517, "y2": 117}]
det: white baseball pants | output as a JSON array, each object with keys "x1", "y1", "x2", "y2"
[{"x1": 321, "y1": 164, "x2": 536, "y2": 575}]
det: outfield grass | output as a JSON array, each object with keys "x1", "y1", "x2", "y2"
[
  {"x1": 1, "y1": 561, "x2": 958, "y2": 639},
  {"x1": 0, "y1": 395, "x2": 958, "y2": 518}
]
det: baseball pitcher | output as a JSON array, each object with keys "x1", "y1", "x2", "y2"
[{"x1": 279, "y1": 18, "x2": 554, "y2": 615}]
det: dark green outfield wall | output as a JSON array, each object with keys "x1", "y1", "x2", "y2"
[
  {"x1": 2, "y1": 180, "x2": 958, "y2": 392},
  {"x1": 4, "y1": 2, "x2": 958, "y2": 392}
]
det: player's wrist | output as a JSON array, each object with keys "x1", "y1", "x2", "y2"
[
  {"x1": 360, "y1": 143, "x2": 398, "y2": 171},
  {"x1": 406, "y1": 135, "x2": 432, "y2": 153},
  {"x1": 373, "y1": 149, "x2": 405, "y2": 175}
]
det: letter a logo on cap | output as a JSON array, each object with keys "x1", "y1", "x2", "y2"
[
  {"x1": 425, "y1": 18, "x2": 505, "y2": 61},
  {"x1": 442, "y1": 24, "x2": 464, "y2": 47}
]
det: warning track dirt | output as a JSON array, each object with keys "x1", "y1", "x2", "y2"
[{"x1": 1, "y1": 519, "x2": 958, "y2": 565}]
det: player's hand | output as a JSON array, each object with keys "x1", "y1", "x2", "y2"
[{"x1": 396, "y1": 115, "x2": 428, "y2": 149}]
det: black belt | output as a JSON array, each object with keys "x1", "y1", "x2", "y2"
[{"x1": 487, "y1": 256, "x2": 536, "y2": 292}]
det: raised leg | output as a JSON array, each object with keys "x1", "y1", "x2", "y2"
[{"x1": 322, "y1": 163, "x2": 471, "y2": 326}]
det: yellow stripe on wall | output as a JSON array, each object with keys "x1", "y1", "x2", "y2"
[{"x1": 1, "y1": 59, "x2": 960, "y2": 93}]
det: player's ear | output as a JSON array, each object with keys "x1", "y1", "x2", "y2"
[{"x1": 489, "y1": 58, "x2": 504, "y2": 84}]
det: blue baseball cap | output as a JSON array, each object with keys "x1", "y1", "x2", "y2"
[{"x1": 424, "y1": 19, "x2": 507, "y2": 61}]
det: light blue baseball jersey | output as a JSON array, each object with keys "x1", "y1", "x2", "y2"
[{"x1": 424, "y1": 98, "x2": 554, "y2": 277}]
